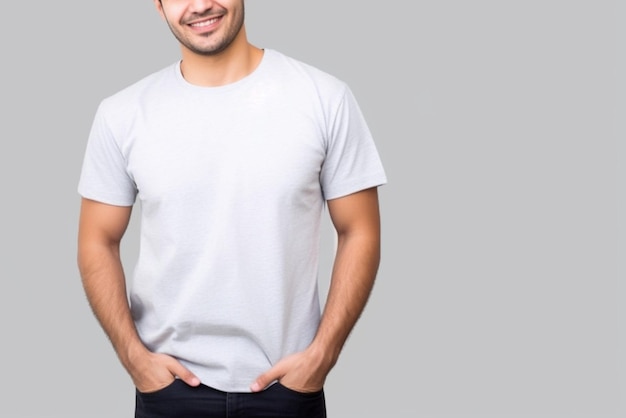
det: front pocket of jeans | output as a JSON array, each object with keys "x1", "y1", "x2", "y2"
[
  {"x1": 136, "y1": 378, "x2": 179, "y2": 397},
  {"x1": 275, "y1": 382, "x2": 323, "y2": 398}
]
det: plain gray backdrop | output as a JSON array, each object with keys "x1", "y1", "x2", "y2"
[{"x1": 0, "y1": 1, "x2": 624, "y2": 417}]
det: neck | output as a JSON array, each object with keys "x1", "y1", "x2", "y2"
[{"x1": 179, "y1": 26, "x2": 264, "y2": 87}]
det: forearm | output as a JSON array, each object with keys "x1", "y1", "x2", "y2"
[
  {"x1": 78, "y1": 242, "x2": 147, "y2": 369},
  {"x1": 311, "y1": 230, "x2": 380, "y2": 365}
]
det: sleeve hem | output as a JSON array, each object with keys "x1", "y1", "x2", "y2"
[
  {"x1": 323, "y1": 173, "x2": 387, "y2": 201},
  {"x1": 77, "y1": 189, "x2": 136, "y2": 207}
]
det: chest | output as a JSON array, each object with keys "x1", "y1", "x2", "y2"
[{"x1": 124, "y1": 94, "x2": 327, "y2": 205}]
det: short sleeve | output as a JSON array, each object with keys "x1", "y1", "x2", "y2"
[
  {"x1": 77, "y1": 103, "x2": 137, "y2": 206},
  {"x1": 319, "y1": 86, "x2": 387, "y2": 200}
]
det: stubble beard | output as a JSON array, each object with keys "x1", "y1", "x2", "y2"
[{"x1": 167, "y1": 6, "x2": 245, "y2": 56}]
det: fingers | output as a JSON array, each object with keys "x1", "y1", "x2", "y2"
[
  {"x1": 250, "y1": 364, "x2": 285, "y2": 392},
  {"x1": 164, "y1": 355, "x2": 201, "y2": 387},
  {"x1": 133, "y1": 352, "x2": 201, "y2": 391},
  {"x1": 250, "y1": 350, "x2": 330, "y2": 393}
]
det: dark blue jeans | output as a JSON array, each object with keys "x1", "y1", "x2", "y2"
[{"x1": 135, "y1": 379, "x2": 327, "y2": 418}]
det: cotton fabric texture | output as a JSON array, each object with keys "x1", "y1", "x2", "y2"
[{"x1": 78, "y1": 49, "x2": 387, "y2": 392}]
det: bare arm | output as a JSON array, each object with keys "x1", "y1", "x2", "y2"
[
  {"x1": 312, "y1": 185, "x2": 381, "y2": 358},
  {"x1": 77, "y1": 198, "x2": 199, "y2": 392},
  {"x1": 251, "y1": 187, "x2": 381, "y2": 392}
]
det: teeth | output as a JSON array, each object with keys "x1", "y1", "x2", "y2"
[{"x1": 191, "y1": 17, "x2": 219, "y2": 27}]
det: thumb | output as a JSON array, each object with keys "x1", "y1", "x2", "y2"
[
  {"x1": 166, "y1": 357, "x2": 201, "y2": 387},
  {"x1": 250, "y1": 364, "x2": 285, "y2": 392}
]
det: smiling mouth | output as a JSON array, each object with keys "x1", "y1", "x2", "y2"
[{"x1": 189, "y1": 16, "x2": 222, "y2": 28}]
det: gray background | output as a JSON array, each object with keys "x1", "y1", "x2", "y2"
[{"x1": 0, "y1": 0, "x2": 624, "y2": 417}]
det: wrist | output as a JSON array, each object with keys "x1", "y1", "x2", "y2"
[
  {"x1": 308, "y1": 340, "x2": 339, "y2": 371},
  {"x1": 119, "y1": 340, "x2": 150, "y2": 372}
]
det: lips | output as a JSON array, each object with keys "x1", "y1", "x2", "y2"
[
  {"x1": 187, "y1": 15, "x2": 223, "y2": 31},
  {"x1": 190, "y1": 17, "x2": 220, "y2": 27}
]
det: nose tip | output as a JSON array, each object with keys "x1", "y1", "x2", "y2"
[{"x1": 189, "y1": 0, "x2": 216, "y2": 13}]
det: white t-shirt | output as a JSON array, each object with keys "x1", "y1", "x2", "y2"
[{"x1": 78, "y1": 49, "x2": 387, "y2": 392}]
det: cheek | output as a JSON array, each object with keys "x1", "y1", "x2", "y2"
[{"x1": 160, "y1": 4, "x2": 185, "y2": 23}]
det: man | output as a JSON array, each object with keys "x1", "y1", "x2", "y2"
[{"x1": 77, "y1": 0, "x2": 386, "y2": 416}]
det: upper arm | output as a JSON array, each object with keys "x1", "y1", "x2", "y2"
[
  {"x1": 327, "y1": 187, "x2": 381, "y2": 238},
  {"x1": 78, "y1": 198, "x2": 133, "y2": 248}
]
